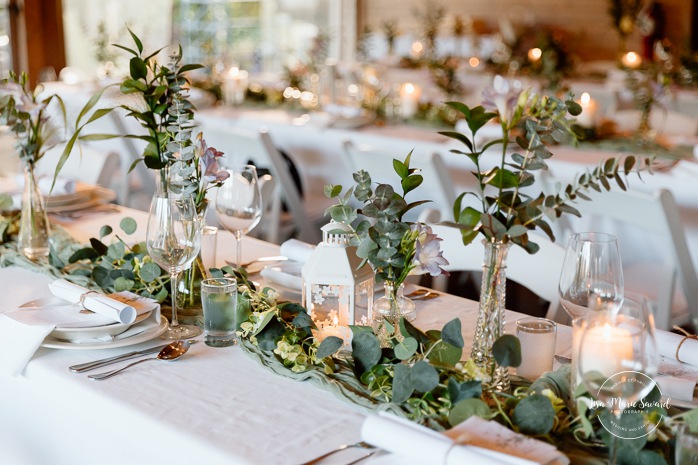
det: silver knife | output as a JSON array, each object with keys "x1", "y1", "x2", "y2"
[{"x1": 69, "y1": 343, "x2": 173, "y2": 373}]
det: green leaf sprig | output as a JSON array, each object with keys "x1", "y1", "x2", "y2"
[
  {"x1": 439, "y1": 86, "x2": 652, "y2": 254},
  {"x1": 113, "y1": 30, "x2": 203, "y2": 191}
]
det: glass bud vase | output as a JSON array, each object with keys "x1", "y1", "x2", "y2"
[
  {"x1": 470, "y1": 239, "x2": 511, "y2": 392},
  {"x1": 372, "y1": 280, "x2": 416, "y2": 325},
  {"x1": 175, "y1": 208, "x2": 208, "y2": 327},
  {"x1": 18, "y1": 163, "x2": 51, "y2": 261}
]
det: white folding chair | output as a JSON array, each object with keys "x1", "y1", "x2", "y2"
[
  {"x1": 341, "y1": 140, "x2": 457, "y2": 222},
  {"x1": 36, "y1": 143, "x2": 120, "y2": 191},
  {"x1": 202, "y1": 126, "x2": 330, "y2": 244},
  {"x1": 428, "y1": 223, "x2": 567, "y2": 322},
  {"x1": 558, "y1": 188, "x2": 698, "y2": 330}
]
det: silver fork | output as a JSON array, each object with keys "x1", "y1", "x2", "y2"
[{"x1": 299, "y1": 441, "x2": 374, "y2": 465}]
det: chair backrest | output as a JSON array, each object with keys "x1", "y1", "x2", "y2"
[
  {"x1": 341, "y1": 140, "x2": 457, "y2": 222},
  {"x1": 201, "y1": 125, "x2": 320, "y2": 243},
  {"x1": 36, "y1": 143, "x2": 120, "y2": 189},
  {"x1": 560, "y1": 188, "x2": 698, "y2": 330},
  {"x1": 428, "y1": 223, "x2": 567, "y2": 322}
]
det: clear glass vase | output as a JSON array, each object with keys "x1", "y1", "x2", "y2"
[
  {"x1": 470, "y1": 239, "x2": 511, "y2": 392},
  {"x1": 17, "y1": 163, "x2": 51, "y2": 261},
  {"x1": 176, "y1": 254, "x2": 206, "y2": 327},
  {"x1": 372, "y1": 280, "x2": 416, "y2": 325}
]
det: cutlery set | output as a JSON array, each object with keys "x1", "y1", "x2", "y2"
[{"x1": 70, "y1": 340, "x2": 197, "y2": 380}]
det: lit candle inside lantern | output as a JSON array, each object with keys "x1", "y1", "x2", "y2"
[
  {"x1": 312, "y1": 313, "x2": 352, "y2": 347},
  {"x1": 223, "y1": 66, "x2": 249, "y2": 106},
  {"x1": 578, "y1": 322, "x2": 633, "y2": 382},
  {"x1": 400, "y1": 82, "x2": 421, "y2": 119},
  {"x1": 621, "y1": 51, "x2": 642, "y2": 69},
  {"x1": 576, "y1": 92, "x2": 598, "y2": 128},
  {"x1": 527, "y1": 47, "x2": 542, "y2": 63}
]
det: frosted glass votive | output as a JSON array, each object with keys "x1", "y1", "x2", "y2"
[{"x1": 516, "y1": 317, "x2": 557, "y2": 380}]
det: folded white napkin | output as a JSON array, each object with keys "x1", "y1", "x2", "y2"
[
  {"x1": 14, "y1": 174, "x2": 76, "y2": 196},
  {"x1": 279, "y1": 238, "x2": 316, "y2": 263},
  {"x1": 0, "y1": 314, "x2": 55, "y2": 376},
  {"x1": 49, "y1": 279, "x2": 139, "y2": 324},
  {"x1": 361, "y1": 413, "x2": 568, "y2": 465},
  {"x1": 656, "y1": 375, "x2": 696, "y2": 403},
  {"x1": 260, "y1": 263, "x2": 303, "y2": 291},
  {"x1": 655, "y1": 329, "x2": 698, "y2": 366}
]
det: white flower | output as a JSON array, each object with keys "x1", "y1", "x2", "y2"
[
  {"x1": 481, "y1": 75, "x2": 522, "y2": 125},
  {"x1": 409, "y1": 223, "x2": 449, "y2": 277}
]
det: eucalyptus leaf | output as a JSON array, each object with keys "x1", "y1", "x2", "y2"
[
  {"x1": 441, "y1": 318, "x2": 464, "y2": 348},
  {"x1": 512, "y1": 394, "x2": 555, "y2": 435},
  {"x1": 448, "y1": 398, "x2": 491, "y2": 426},
  {"x1": 120, "y1": 217, "x2": 137, "y2": 235},
  {"x1": 139, "y1": 262, "x2": 162, "y2": 283},
  {"x1": 113, "y1": 276, "x2": 135, "y2": 292},
  {"x1": 391, "y1": 363, "x2": 414, "y2": 404},
  {"x1": 351, "y1": 331, "x2": 382, "y2": 374},
  {"x1": 447, "y1": 379, "x2": 482, "y2": 404},
  {"x1": 316, "y1": 336, "x2": 343, "y2": 359},
  {"x1": 410, "y1": 360, "x2": 439, "y2": 393},
  {"x1": 428, "y1": 340, "x2": 462, "y2": 366},
  {"x1": 492, "y1": 334, "x2": 522, "y2": 367},
  {"x1": 255, "y1": 317, "x2": 286, "y2": 351},
  {"x1": 393, "y1": 337, "x2": 418, "y2": 360},
  {"x1": 99, "y1": 225, "x2": 113, "y2": 239}
]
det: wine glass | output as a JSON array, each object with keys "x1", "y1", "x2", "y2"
[
  {"x1": 215, "y1": 165, "x2": 263, "y2": 268},
  {"x1": 146, "y1": 193, "x2": 202, "y2": 339},
  {"x1": 577, "y1": 296, "x2": 659, "y2": 465},
  {"x1": 559, "y1": 232, "x2": 624, "y2": 319}
]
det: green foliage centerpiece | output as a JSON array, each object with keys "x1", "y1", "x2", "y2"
[
  {"x1": 438, "y1": 76, "x2": 651, "y2": 391},
  {"x1": 0, "y1": 71, "x2": 112, "y2": 260},
  {"x1": 325, "y1": 153, "x2": 449, "y2": 330}
]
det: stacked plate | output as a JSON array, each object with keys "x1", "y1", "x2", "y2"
[
  {"x1": 13, "y1": 295, "x2": 166, "y2": 350},
  {"x1": 45, "y1": 184, "x2": 116, "y2": 213}
]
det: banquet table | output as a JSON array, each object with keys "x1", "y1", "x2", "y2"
[
  {"x1": 195, "y1": 106, "x2": 698, "y2": 281},
  {"x1": 0, "y1": 206, "x2": 574, "y2": 465}
]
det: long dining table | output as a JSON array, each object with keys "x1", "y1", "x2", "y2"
[{"x1": 0, "y1": 205, "x2": 574, "y2": 465}]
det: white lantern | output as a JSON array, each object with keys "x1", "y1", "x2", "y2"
[{"x1": 301, "y1": 222, "x2": 375, "y2": 346}]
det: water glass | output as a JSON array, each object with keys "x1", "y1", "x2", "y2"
[
  {"x1": 201, "y1": 278, "x2": 238, "y2": 347},
  {"x1": 515, "y1": 317, "x2": 557, "y2": 380},
  {"x1": 676, "y1": 424, "x2": 698, "y2": 465}
]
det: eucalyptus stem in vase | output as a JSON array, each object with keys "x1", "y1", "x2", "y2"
[
  {"x1": 98, "y1": 30, "x2": 229, "y2": 323},
  {"x1": 438, "y1": 75, "x2": 653, "y2": 391},
  {"x1": 0, "y1": 71, "x2": 114, "y2": 260}
]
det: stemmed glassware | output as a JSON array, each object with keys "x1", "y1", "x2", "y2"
[
  {"x1": 215, "y1": 165, "x2": 262, "y2": 268},
  {"x1": 559, "y1": 232, "x2": 624, "y2": 319},
  {"x1": 577, "y1": 295, "x2": 659, "y2": 465},
  {"x1": 146, "y1": 193, "x2": 202, "y2": 339}
]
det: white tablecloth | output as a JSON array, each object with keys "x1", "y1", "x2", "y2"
[{"x1": 1, "y1": 207, "x2": 562, "y2": 465}]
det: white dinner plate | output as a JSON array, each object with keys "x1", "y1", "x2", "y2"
[
  {"x1": 49, "y1": 311, "x2": 153, "y2": 341},
  {"x1": 46, "y1": 186, "x2": 116, "y2": 213},
  {"x1": 41, "y1": 316, "x2": 168, "y2": 350}
]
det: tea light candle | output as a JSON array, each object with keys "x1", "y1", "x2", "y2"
[
  {"x1": 527, "y1": 47, "x2": 542, "y2": 63},
  {"x1": 516, "y1": 317, "x2": 557, "y2": 380},
  {"x1": 576, "y1": 92, "x2": 598, "y2": 128},
  {"x1": 223, "y1": 66, "x2": 249, "y2": 106},
  {"x1": 400, "y1": 82, "x2": 421, "y2": 119},
  {"x1": 578, "y1": 322, "x2": 633, "y2": 380},
  {"x1": 312, "y1": 314, "x2": 352, "y2": 348},
  {"x1": 621, "y1": 51, "x2": 642, "y2": 69}
]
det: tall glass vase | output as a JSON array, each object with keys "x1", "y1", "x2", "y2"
[
  {"x1": 470, "y1": 239, "x2": 511, "y2": 392},
  {"x1": 18, "y1": 163, "x2": 51, "y2": 261}
]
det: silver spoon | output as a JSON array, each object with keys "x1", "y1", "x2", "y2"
[
  {"x1": 299, "y1": 441, "x2": 374, "y2": 465},
  {"x1": 88, "y1": 340, "x2": 191, "y2": 381}
]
